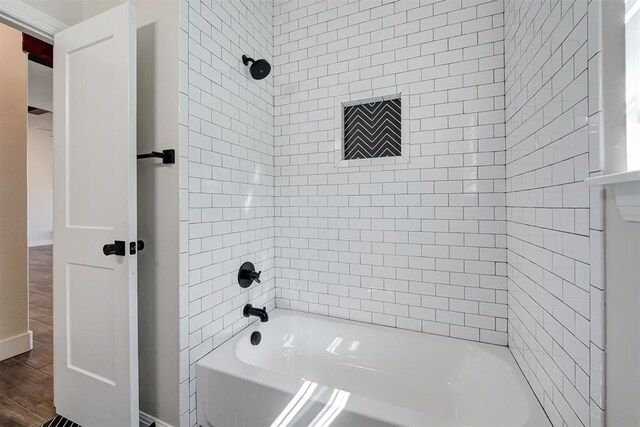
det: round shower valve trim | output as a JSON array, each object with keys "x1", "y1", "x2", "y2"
[{"x1": 238, "y1": 262, "x2": 261, "y2": 288}]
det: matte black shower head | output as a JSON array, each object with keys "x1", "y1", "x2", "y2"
[{"x1": 242, "y1": 55, "x2": 271, "y2": 80}]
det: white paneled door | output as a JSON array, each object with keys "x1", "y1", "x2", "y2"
[{"x1": 53, "y1": 4, "x2": 138, "y2": 426}]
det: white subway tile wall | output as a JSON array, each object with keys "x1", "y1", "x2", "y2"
[
  {"x1": 179, "y1": 0, "x2": 276, "y2": 424},
  {"x1": 273, "y1": 0, "x2": 509, "y2": 345},
  {"x1": 504, "y1": 0, "x2": 604, "y2": 426},
  {"x1": 178, "y1": 0, "x2": 608, "y2": 426}
]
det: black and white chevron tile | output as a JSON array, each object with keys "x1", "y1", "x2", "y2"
[
  {"x1": 41, "y1": 415, "x2": 81, "y2": 427},
  {"x1": 41, "y1": 415, "x2": 156, "y2": 427},
  {"x1": 343, "y1": 98, "x2": 401, "y2": 160}
]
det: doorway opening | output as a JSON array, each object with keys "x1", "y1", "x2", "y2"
[{"x1": 0, "y1": 21, "x2": 55, "y2": 425}]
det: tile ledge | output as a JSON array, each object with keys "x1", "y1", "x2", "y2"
[
  {"x1": 585, "y1": 170, "x2": 640, "y2": 222},
  {"x1": 584, "y1": 169, "x2": 640, "y2": 186}
]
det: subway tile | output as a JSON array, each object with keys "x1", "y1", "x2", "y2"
[{"x1": 182, "y1": 1, "x2": 604, "y2": 425}]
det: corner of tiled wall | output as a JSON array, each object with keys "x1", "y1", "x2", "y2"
[
  {"x1": 504, "y1": 0, "x2": 605, "y2": 425},
  {"x1": 586, "y1": 1, "x2": 605, "y2": 424},
  {"x1": 178, "y1": 1, "x2": 190, "y2": 425}
]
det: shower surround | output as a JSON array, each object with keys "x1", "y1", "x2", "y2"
[{"x1": 181, "y1": 0, "x2": 605, "y2": 426}]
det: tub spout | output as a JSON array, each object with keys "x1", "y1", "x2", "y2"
[{"x1": 243, "y1": 304, "x2": 269, "y2": 322}]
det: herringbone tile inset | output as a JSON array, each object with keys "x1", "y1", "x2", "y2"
[{"x1": 343, "y1": 98, "x2": 401, "y2": 160}]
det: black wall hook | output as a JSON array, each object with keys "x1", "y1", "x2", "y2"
[{"x1": 137, "y1": 149, "x2": 175, "y2": 164}]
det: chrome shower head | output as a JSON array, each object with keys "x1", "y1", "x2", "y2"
[{"x1": 242, "y1": 55, "x2": 271, "y2": 80}]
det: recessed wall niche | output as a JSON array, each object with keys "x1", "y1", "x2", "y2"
[{"x1": 343, "y1": 97, "x2": 401, "y2": 160}]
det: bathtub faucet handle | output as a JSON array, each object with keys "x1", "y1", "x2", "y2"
[
  {"x1": 238, "y1": 262, "x2": 261, "y2": 288},
  {"x1": 250, "y1": 270, "x2": 261, "y2": 283}
]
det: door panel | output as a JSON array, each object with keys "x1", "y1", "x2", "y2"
[
  {"x1": 66, "y1": 35, "x2": 117, "y2": 229},
  {"x1": 53, "y1": 4, "x2": 138, "y2": 426},
  {"x1": 67, "y1": 262, "x2": 116, "y2": 384}
]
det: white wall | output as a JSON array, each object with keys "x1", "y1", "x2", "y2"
[
  {"x1": 133, "y1": 2, "x2": 181, "y2": 425},
  {"x1": 180, "y1": 0, "x2": 275, "y2": 425},
  {"x1": 27, "y1": 112, "x2": 53, "y2": 246},
  {"x1": 28, "y1": 61, "x2": 52, "y2": 111},
  {"x1": 604, "y1": 196, "x2": 640, "y2": 426},
  {"x1": 273, "y1": 0, "x2": 508, "y2": 343},
  {"x1": 504, "y1": 0, "x2": 605, "y2": 425}
]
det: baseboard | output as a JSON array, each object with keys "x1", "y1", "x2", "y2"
[
  {"x1": 29, "y1": 239, "x2": 53, "y2": 247},
  {"x1": 0, "y1": 330, "x2": 33, "y2": 361},
  {"x1": 139, "y1": 411, "x2": 174, "y2": 427}
]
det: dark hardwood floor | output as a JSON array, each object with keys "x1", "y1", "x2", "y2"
[{"x1": 0, "y1": 245, "x2": 55, "y2": 426}]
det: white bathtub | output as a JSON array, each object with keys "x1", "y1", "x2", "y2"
[{"x1": 197, "y1": 309, "x2": 549, "y2": 427}]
